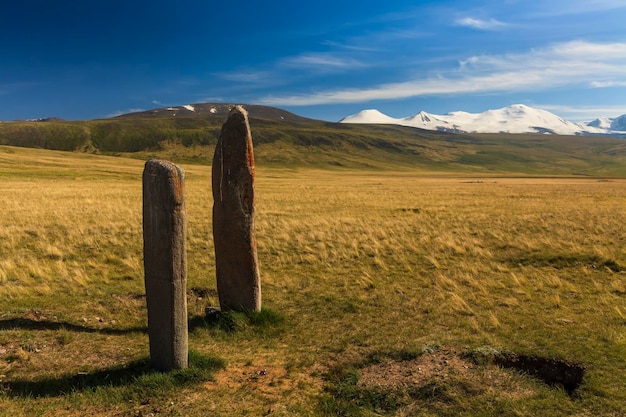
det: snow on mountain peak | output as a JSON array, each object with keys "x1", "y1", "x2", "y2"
[
  {"x1": 411, "y1": 111, "x2": 432, "y2": 122},
  {"x1": 587, "y1": 117, "x2": 612, "y2": 129},
  {"x1": 339, "y1": 109, "x2": 400, "y2": 124},
  {"x1": 610, "y1": 114, "x2": 626, "y2": 131},
  {"x1": 340, "y1": 104, "x2": 623, "y2": 135},
  {"x1": 586, "y1": 115, "x2": 626, "y2": 132}
]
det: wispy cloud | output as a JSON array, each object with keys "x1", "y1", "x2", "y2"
[
  {"x1": 198, "y1": 97, "x2": 225, "y2": 103},
  {"x1": 322, "y1": 40, "x2": 380, "y2": 52},
  {"x1": 455, "y1": 17, "x2": 508, "y2": 30},
  {"x1": 106, "y1": 108, "x2": 145, "y2": 118},
  {"x1": 260, "y1": 41, "x2": 626, "y2": 106},
  {"x1": 211, "y1": 52, "x2": 370, "y2": 90},
  {"x1": 281, "y1": 53, "x2": 368, "y2": 70},
  {"x1": 590, "y1": 80, "x2": 626, "y2": 88},
  {"x1": 213, "y1": 70, "x2": 276, "y2": 84},
  {"x1": 539, "y1": 104, "x2": 626, "y2": 121}
]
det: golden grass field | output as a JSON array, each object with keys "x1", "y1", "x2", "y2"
[{"x1": 0, "y1": 145, "x2": 625, "y2": 416}]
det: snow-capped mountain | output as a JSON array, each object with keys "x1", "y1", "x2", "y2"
[
  {"x1": 340, "y1": 104, "x2": 626, "y2": 136},
  {"x1": 588, "y1": 114, "x2": 626, "y2": 132},
  {"x1": 612, "y1": 115, "x2": 626, "y2": 131},
  {"x1": 586, "y1": 117, "x2": 613, "y2": 130}
]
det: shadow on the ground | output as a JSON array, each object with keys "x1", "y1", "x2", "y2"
[
  {"x1": 0, "y1": 318, "x2": 146, "y2": 335},
  {"x1": 2, "y1": 357, "x2": 152, "y2": 397},
  {"x1": 0, "y1": 315, "x2": 228, "y2": 398},
  {"x1": 2, "y1": 351, "x2": 225, "y2": 398}
]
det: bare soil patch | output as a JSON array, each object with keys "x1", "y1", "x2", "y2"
[
  {"x1": 200, "y1": 359, "x2": 324, "y2": 415},
  {"x1": 357, "y1": 347, "x2": 537, "y2": 401}
]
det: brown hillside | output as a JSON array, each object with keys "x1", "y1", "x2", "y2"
[{"x1": 116, "y1": 103, "x2": 313, "y2": 122}]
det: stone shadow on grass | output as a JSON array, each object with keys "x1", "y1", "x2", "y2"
[
  {"x1": 1, "y1": 351, "x2": 225, "y2": 398},
  {"x1": 3, "y1": 357, "x2": 152, "y2": 397},
  {"x1": 0, "y1": 318, "x2": 146, "y2": 335}
]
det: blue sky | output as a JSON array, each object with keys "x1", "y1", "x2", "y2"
[{"x1": 1, "y1": 0, "x2": 625, "y2": 122}]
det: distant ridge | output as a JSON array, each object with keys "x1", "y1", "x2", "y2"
[
  {"x1": 5, "y1": 117, "x2": 66, "y2": 123},
  {"x1": 340, "y1": 104, "x2": 626, "y2": 136},
  {"x1": 116, "y1": 103, "x2": 314, "y2": 122},
  {"x1": 2, "y1": 103, "x2": 626, "y2": 176},
  {"x1": 588, "y1": 114, "x2": 626, "y2": 132}
]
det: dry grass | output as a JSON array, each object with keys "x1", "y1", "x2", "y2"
[{"x1": 0, "y1": 145, "x2": 625, "y2": 415}]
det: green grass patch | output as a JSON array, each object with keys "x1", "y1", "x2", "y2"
[{"x1": 190, "y1": 307, "x2": 285, "y2": 335}]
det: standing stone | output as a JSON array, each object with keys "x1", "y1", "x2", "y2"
[
  {"x1": 143, "y1": 159, "x2": 188, "y2": 371},
  {"x1": 212, "y1": 106, "x2": 261, "y2": 312}
]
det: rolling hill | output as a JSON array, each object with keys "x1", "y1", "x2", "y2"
[
  {"x1": 1, "y1": 103, "x2": 626, "y2": 176},
  {"x1": 116, "y1": 103, "x2": 313, "y2": 122}
]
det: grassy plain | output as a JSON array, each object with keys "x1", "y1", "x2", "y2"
[{"x1": 0, "y1": 145, "x2": 625, "y2": 416}]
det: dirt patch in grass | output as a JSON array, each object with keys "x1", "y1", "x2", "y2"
[
  {"x1": 205, "y1": 358, "x2": 324, "y2": 394},
  {"x1": 357, "y1": 347, "x2": 535, "y2": 401},
  {"x1": 322, "y1": 346, "x2": 586, "y2": 415},
  {"x1": 205, "y1": 363, "x2": 296, "y2": 395},
  {"x1": 200, "y1": 360, "x2": 323, "y2": 415}
]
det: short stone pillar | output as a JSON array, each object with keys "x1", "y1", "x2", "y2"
[
  {"x1": 212, "y1": 106, "x2": 262, "y2": 312},
  {"x1": 142, "y1": 159, "x2": 188, "y2": 371}
]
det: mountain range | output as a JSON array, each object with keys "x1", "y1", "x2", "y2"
[
  {"x1": 339, "y1": 104, "x2": 626, "y2": 136},
  {"x1": 4, "y1": 102, "x2": 626, "y2": 138}
]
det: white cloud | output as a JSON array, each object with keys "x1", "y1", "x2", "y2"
[
  {"x1": 282, "y1": 53, "x2": 368, "y2": 70},
  {"x1": 539, "y1": 104, "x2": 626, "y2": 121},
  {"x1": 590, "y1": 80, "x2": 626, "y2": 88},
  {"x1": 260, "y1": 41, "x2": 626, "y2": 106},
  {"x1": 106, "y1": 108, "x2": 145, "y2": 118},
  {"x1": 214, "y1": 70, "x2": 274, "y2": 83},
  {"x1": 456, "y1": 17, "x2": 508, "y2": 30},
  {"x1": 460, "y1": 41, "x2": 626, "y2": 82},
  {"x1": 322, "y1": 40, "x2": 380, "y2": 52},
  {"x1": 213, "y1": 53, "x2": 368, "y2": 87},
  {"x1": 199, "y1": 97, "x2": 225, "y2": 103}
]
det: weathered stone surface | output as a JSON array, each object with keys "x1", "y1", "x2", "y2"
[
  {"x1": 212, "y1": 106, "x2": 261, "y2": 312},
  {"x1": 143, "y1": 159, "x2": 188, "y2": 371}
]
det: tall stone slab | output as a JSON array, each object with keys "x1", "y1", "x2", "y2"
[
  {"x1": 142, "y1": 159, "x2": 188, "y2": 371},
  {"x1": 212, "y1": 106, "x2": 261, "y2": 312}
]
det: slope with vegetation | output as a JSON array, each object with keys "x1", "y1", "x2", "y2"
[{"x1": 1, "y1": 105, "x2": 626, "y2": 176}]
